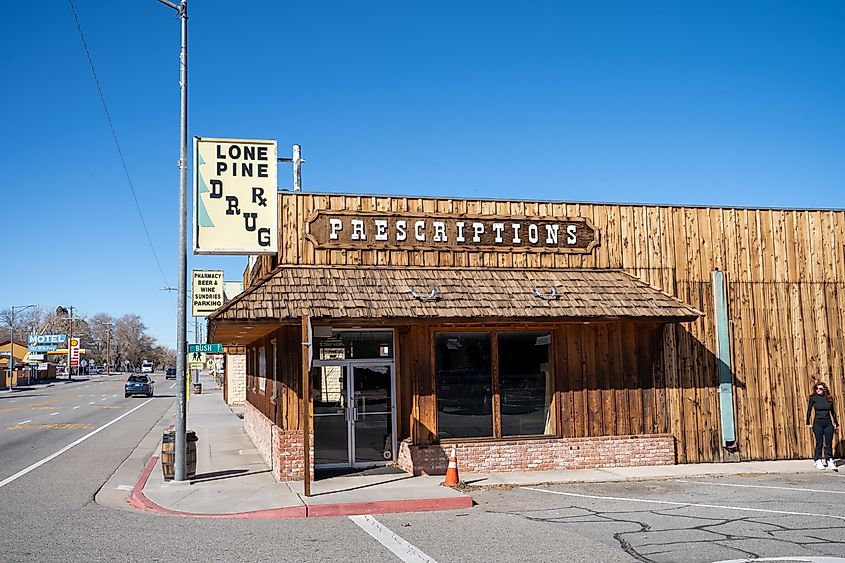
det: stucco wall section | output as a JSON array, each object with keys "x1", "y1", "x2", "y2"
[{"x1": 225, "y1": 353, "x2": 246, "y2": 405}]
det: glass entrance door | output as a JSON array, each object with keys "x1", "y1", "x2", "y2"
[
  {"x1": 312, "y1": 363, "x2": 395, "y2": 469},
  {"x1": 313, "y1": 365, "x2": 350, "y2": 467},
  {"x1": 351, "y1": 365, "x2": 394, "y2": 466}
]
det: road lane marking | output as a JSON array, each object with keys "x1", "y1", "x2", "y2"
[
  {"x1": 0, "y1": 395, "x2": 74, "y2": 414},
  {"x1": 522, "y1": 487, "x2": 845, "y2": 522},
  {"x1": 112, "y1": 394, "x2": 117, "y2": 398},
  {"x1": 9, "y1": 423, "x2": 94, "y2": 431},
  {"x1": 116, "y1": 485, "x2": 134, "y2": 491},
  {"x1": 170, "y1": 383, "x2": 176, "y2": 389},
  {"x1": 349, "y1": 515, "x2": 436, "y2": 563},
  {"x1": 49, "y1": 412, "x2": 59, "y2": 416},
  {"x1": 89, "y1": 402, "x2": 95, "y2": 405},
  {"x1": 101, "y1": 397, "x2": 107, "y2": 401},
  {"x1": 73, "y1": 406, "x2": 80, "y2": 409},
  {"x1": 17, "y1": 420, "x2": 31, "y2": 425},
  {"x1": 676, "y1": 479, "x2": 845, "y2": 495},
  {"x1": 0, "y1": 398, "x2": 154, "y2": 490}
]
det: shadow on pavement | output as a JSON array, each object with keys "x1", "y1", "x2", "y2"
[
  {"x1": 191, "y1": 469, "x2": 270, "y2": 484},
  {"x1": 308, "y1": 474, "x2": 414, "y2": 497}
]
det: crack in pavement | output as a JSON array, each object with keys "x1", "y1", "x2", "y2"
[{"x1": 488, "y1": 501, "x2": 843, "y2": 562}]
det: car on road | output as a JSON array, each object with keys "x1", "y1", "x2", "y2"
[
  {"x1": 141, "y1": 361, "x2": 154, "y2": 373},
  {"x1": 165, "y1": 367, "x2": 177, "y2": 379},
  {"x1": 125, "y1": 374, "x2": 155, "y2": 398}
]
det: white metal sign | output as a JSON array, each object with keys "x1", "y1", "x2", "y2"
[
  {"x1": 194, "y1": 137, "x2": 278, "y2": 254},
  {"x1": 192, "y1": 269, "x2": 225, "y2": 316}
]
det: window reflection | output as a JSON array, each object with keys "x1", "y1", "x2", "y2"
[
  {"x1": 313, "y1": 330, "x2": 393, "y2": 360},
  {"x1": 435, "y1": 333, "x2": 493, "y2": 438},
  {"x1": 499, "y1": 332, "x2": 552, "y2": 436}
]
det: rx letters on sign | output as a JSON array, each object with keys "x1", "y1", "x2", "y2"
[{"x1": 194, "y1": 137, "x2": 278, "y2": 254}]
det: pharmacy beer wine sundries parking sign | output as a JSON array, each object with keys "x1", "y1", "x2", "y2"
[
  {"x1": 192, "y1": 269, "x2": 224, "y2": 316},
  {"x1": 194, "y1": 137, "x2": 278, "y2": 254}
]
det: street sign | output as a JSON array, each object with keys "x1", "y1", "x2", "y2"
[
  {"x1": 188, "y1": 351, "x2": 206, "y2": 369},
  {"x1": 28, "y1": 353, "x2": 45, "y2": 361},
  {"x1": 189, "y1": 343, "x2": 222, "y2": 353}
]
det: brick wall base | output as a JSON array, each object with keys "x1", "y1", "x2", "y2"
[
  {"x1": 247, "y1": 401, "x2": 674, "y2": 479},
  {"x1": 397, "y1": 434, "x2": 676, "y2": 475},
  {"x1": 243, "y1": 402, "x2": 313, "y2": 482}
]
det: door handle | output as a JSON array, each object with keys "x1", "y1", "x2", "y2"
[{"x1": 352, "y1": 407, "x2": 359, "y2": 421}]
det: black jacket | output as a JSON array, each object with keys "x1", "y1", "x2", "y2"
[{"x1": 807, "y1": 394, "x2": 839, "y2": 425}]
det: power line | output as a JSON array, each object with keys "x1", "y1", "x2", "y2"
[{"x1": 67, "y1": 0, "x2": 174, "y2": 310}]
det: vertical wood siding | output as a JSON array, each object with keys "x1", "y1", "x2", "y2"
[{"x1": 245, "y1": 193, "x2": 845, "y2": 464}]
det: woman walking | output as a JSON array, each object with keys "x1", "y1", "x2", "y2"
[{"x1": 806, "y1": 381, "x2": 839, "y2": 470}]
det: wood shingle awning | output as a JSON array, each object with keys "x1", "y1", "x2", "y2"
[{"x1": 208, "y1": 266, "x2": 702, "y2": 342}]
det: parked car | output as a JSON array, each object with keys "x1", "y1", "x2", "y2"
[
  {"x1": 165, "y1": 367, "x2": 177, "y2": 379},
  {"x1": 125, "y1": 374, "x2": 155, "y2": 398}
]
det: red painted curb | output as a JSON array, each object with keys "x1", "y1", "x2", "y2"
[
  {"x1": 129, "y1": 456, "x2": 308, "y2": 519},
  {"x1": 129, "y1": 456, "x2": 473, "y2": 519}
]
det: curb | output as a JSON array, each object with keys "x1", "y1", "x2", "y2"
[{"x1": 129, "y1": 456, "x2": 473, "y2": 519}]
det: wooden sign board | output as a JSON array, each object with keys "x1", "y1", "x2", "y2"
[{"x1": 305, "y1": 211, "x2": 599, "y2": 253}]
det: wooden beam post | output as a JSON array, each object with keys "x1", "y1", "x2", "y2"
[{"x1": 301, "y1": 315, "x2": 312, "y2": 497}]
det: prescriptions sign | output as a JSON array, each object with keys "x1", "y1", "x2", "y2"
[{"x1": 194, "y1": 137, "x2": 278, "y2": 254}]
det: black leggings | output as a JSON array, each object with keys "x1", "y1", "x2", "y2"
[{"x1": 813, "y1": 419, "x2": 834, "y2": 460}]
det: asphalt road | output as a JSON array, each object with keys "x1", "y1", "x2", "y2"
[{"x1": 2, "y1": 376, "x2": 844, "y2": 563}]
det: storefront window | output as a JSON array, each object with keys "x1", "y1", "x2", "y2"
[
  {"x1": 499, "y1": 332, "x2": 552, "y2": 436},
  {"x1": 313, "y1": 330, "x2": 394, "y2": 360},
  {"x1": 435, "y1": 330, "x2": 554, "y2": 440},
  {"x1": 435, "y1": 333, "x2": 493, "y2": 438}
]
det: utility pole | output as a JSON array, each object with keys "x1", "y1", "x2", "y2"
[
  {"x1": 56, "y1": 306, "x2": 75, "y2": 380},
  {"x1": 96, "y1": 320, "x2": 113, "y2": 375},
  {"x1": 156, "y1": 0, "x2": 189, "y2": 482}
]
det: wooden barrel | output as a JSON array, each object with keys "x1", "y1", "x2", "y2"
[{"x1": 161, "y1": 431, "x2": 197, "y2": 481}]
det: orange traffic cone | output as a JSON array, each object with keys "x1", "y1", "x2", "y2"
[{"x1": 442, "y1": 446, "x2": 460, "y2": 486}]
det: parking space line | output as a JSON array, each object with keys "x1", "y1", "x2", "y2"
[
  {"x1": 170, "y1": 383, "x2": 176, "y2": 389},
  {"x1": 349, "y1": 515, "x2": 436, "y2": 563},
  {"x1": 522, "y1": 487, "x2": 845, "y2": 522},
  {"x1": 0, "y1": 398, "x2": 154, "y2": 490},
  {"x1": 676, "y1": 479, "x2": 845, "y2": 495}
]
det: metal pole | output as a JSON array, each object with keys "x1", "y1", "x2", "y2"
[
  {"x1": 174, "y1": 0, "x2": 189, "y2": 482},
  {"x1": 7, "y1": 309, "x2": 13, "y2": 390},
  {"x1": 292, "y1": 144, "x2": 302, "y2": 191},
  {"x1": 106, "y1": 326, "x2": 111, "y2": 375}
]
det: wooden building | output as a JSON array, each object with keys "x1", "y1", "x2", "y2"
[{"x1": 209, "y1": 192, "x2": 845, "y2": 480}]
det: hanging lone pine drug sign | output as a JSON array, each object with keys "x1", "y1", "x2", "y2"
[{"x1": 194, "y1": 137, "x2": 278, "y2": 254}]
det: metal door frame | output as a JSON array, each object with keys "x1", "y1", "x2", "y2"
[{"x1": 312, "y1": 330, "x2": 397, "y2": 469}]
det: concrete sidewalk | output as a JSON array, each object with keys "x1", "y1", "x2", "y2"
[
  {"x1": 118, "y1": 382, "x2": 822, "y2": 519},
  {"x1": 127, "y1": 383, "x2": 471, "y2": 518}
]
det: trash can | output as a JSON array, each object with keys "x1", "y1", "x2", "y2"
[
  {"x1": 191, "y1": 382, "x2": 202, "y2": 394},
  {"x1": 161, "y1": 430, "x2": 198, "y2": 481}
]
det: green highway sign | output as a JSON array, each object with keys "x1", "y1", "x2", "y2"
[{"x1": 189, "y1": 343, "x2": 223, "y2": 353}]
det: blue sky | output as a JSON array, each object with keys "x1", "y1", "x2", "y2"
[{"x1": 2, "y1": 1, "x2": 843, "y2": 347}]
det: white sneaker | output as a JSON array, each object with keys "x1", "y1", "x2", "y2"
[
  {"x1": 828, "y1": 459, "x2": 838, "y2": 471},
  {"x1": 815, "y1": 459, "x2": 825, "y2": 469}
]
